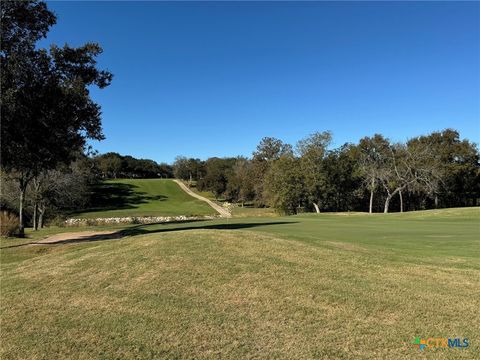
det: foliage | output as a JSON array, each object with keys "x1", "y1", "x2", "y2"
[
  {"x1": 172, "y1": 129, "x2": 478, "y2": 214},
  {"x1": 252, "y1": 137, "x2": 293, "y2": 162},
  {"x1": 1, "y1": 157, "x2": 96, "y2": 230},
  {"x1": 48, "y1": 215, "x2": 67, "y2": 228},
  {"x1": 408, "y1": 129, "x2": 480, "y2": 208},
  {"x1": 0, "y1": 211, "x2": 19, "y2": 237},
  {"x1": 250, "y1": 137, "x2": 293, "y2": 206},
  {"x1": 197, "y1": 157, "x2": 236, "y2": 199},
  {"x1": 296, "y1": 131, "x2": 332, "y2": 212},
  {"x1": 264, "y1": 155, "x2": 306, "y2": 214},
  {"x1": 225, "y1": 157, "x2": 256, "y2": 204},
  {"x1": 172, "y1": 156, "x2": 204, "y2": 182},
  {"x1": 1, "y1": 0, "x2": 112, "y2": 235},
  {"x1": 321, "y1": 144, "x2": 362, "y2": 211},
  {"x1": 357, "y1": 134, "x2": 391, "y2": 213},
  {"x1": 94, "y1": 152, "x2": 173, "y2": 179}
]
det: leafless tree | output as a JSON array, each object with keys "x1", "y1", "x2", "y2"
[{"x1": 379, "y1": 141, "x2": 443, "y2": 213}]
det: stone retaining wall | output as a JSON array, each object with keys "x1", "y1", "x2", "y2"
[{"x1": 65, "y1": 215, "x2": 220, "y2": 227}]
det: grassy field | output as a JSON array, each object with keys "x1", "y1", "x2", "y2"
[
  {"x1": 231, "y1": 205, "x2": 278, "y2": 217},
  {"x1": 1, "y1": 208, "x2": 479, "y2": 359},
  {"x1": 73, "y1": 179, "x2": 216, "y2": 218}
]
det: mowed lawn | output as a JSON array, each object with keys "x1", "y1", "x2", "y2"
[
  {"x1": 73, "y1": 179, "x2": 216, "y2": 218},
  {"x1": 1, "y1": 208, "x2": 479, "y2": 359}
]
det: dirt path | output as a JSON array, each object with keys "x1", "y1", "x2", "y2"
[
  {"x1": 33, "y1": 231, "x2": 123, "y2": 245},
  {"x1": 174, "y1": 179, "x2": 231, "y2": 218}
]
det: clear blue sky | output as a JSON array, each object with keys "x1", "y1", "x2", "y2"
[{"x1": 43, "y1": 1, "x2": 479, "y2": 163}]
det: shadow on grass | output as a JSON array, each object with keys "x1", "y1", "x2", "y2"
[
  {"x1": 0, "y1": 220, "x2": 298, "y2": 248},
  {"x1": 121, "y1": 221, "x2": 297, "y2": 237},
  {"x1": 70, "y1": 182, "x2": 168, "y2": 216}
]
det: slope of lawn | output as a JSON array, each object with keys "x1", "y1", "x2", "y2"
[
  {"x1": 73, "y1": 179, "x2": 216, "y2": 218},
  {"x1": 1, "y1": 208, "x2": 479, "y2": 359}
]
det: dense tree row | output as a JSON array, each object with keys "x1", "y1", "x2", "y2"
[
  {"x1": 173, "y1": 129, "x2": 479, "y2": 214},
  {"x1": 94, "y1": 152, "x2": 173, "y2": 179}
]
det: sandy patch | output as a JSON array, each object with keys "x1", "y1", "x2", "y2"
[{"x1": 34, "y1": 231, "x2": 123, "y2": 245}]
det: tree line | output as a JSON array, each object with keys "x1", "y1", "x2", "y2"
[
  {"x1": 1, "y1": 152, "x2": 174, "y2": 235},
  {"x1": 173, "y1": 129, "x2": 479, "y2": 214},
  {"x1": 94, "y1": 152, "x2": 173, "y2": 179},
  {"x1": 1, "y1": 1, "x2": 478, "y2": 237}
]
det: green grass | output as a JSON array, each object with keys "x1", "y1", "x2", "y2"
[
  {"x1": 231, "y1": 205, "x2": 277, "y2": 217},
  {"x1": 73, "y1": 179, "x2": 216, "y2": 218},
  {"x1": 1, "y1": 208, "x2": 479, "y2": 359}
]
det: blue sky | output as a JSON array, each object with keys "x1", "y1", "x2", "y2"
[{"x1": 43, "y1": 1, "x2": 479, "y2": 163}]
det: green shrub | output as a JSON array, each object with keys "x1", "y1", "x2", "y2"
[
  {"x1": 0, "y1": 211, "x2": 19, "y2": 237},
  {"x1": 49, "y1": 215, "x2": 67, "y2": 227}
]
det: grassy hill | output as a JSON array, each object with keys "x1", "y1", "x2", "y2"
[
  {"x1": 73, "y1": 179, "x2": 216, "y2": 218},
  {"x1": 1, "y1": 207, "x2": 479, "y2": 358}
]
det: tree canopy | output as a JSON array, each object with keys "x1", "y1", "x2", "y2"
[
  {"x1": 172, "y1": 129, "x2": 479, "y2": 215},
  {"x1": 1, "y1": 0, "x2": 112, "y2": 235}
]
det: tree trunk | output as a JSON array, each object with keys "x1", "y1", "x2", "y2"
[
  {"x1": 33, "y1": 203, "x2": 38, "y2": 231},
  {"x1": 384, "y1": 187, "x2": 403, "y2": 214},
  {"x1": 38, "y1": 205, "x2": 45, "y2": 229},
  {"x1": 369, "y1": 189, "x2": 374, "y2": 214},
  {"x1": 313, "y1": 202, "x2": 320, "y2": 213},
  {"x1": 399, "y1": 190, "x2": 403, "y2": 213},
  {"x1": 18, "y1": 185, "x2": 26, "y2": 237},
  {"x1": 368, "y1": 178, "x2": 375, "y2": 214},
  {"x1": 434, "y1": 195, "x2": 438, "y2": 209},
  {"x1": 32, "y1": 177, "x2": 42, "y2": 231},
  {"x1": 383, "y1": 195, "x2": 392, "y2": 214}
]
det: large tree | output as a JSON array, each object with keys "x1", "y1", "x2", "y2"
[
  {"x1": 378, "y1": 141, "x2": 443, "y2": 213},
  {"x1": 173, "y1": 156, "x2": 204, "y2": 184},
  {"x1": 1, "y1": 1, "x2": 112, "y2": 235},
  {"x1": 296, "y1": 131, "x2": 332, "y2": 213},
  {"x1": 264, "y1": 155, "x2": 306, "y2": 214},
  {"x1": 251, "y1": 137, "x2": 293, "y2": 206},
  {"x1": 96, "y1": 152, "x2": 123, "y2": 179},
  {"x1": 29, "y1": 162, "x2": 92, "y2": 230},
  {"x1": 408, "y1": 129, "x2": 479, "y2": 208},
  {"x1": 225, "y1": 157, "x2": 256, "y2": 205},
  {"x1": 321, "y1": 143, "x2": 362, "y2": 212},
  {"x1": 357, "y1": 134, "x2": 391, "y2": 213},
  {"x1": 198, "y1": 157, "x2": 235, "y2": 199}
]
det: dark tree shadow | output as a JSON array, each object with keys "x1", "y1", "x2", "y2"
[
  {"x1": 70, "y1": 182, "x2": 168, "y2": 215},
  {"x1": 1, "y1": 221, "x2": 298, "y2": 248},
  {"x1": 120, "y1": 221, "x2": 298, "y2": 237}
]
